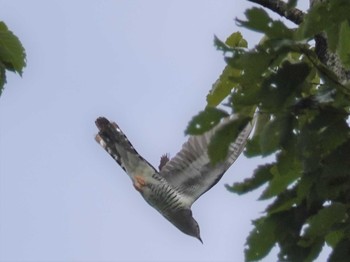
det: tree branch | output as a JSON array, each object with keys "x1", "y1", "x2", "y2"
[
  {"x1": 248, "y1": 0, "x2": 350, "y2": 84},
  {"x1": 248, "y1": 0, "x2": 305, "y2": 25}
]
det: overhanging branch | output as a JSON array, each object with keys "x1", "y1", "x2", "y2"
[
  {"x1": 248, "y1": 0, "x2": 304, "y2": 25},
  {"x1": 247, "y1": 0, "x2": 350, "y2": 84}
]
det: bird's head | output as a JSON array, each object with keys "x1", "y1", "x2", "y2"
[{"x1": 170, "y1": 209, "x2": 202, "y2": 243}]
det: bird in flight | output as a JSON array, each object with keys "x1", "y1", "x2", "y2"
[{"x1": 95, "y1": 115, "x2": 253, "y2": 242}]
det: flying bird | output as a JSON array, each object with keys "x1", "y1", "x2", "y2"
[{"x1": 95, "y1": 115, "x2": 253, "y2": 242}]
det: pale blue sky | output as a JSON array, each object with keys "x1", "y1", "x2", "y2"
[{"x1": 0, "y1": 1, "x2": 329, "y2": 261}]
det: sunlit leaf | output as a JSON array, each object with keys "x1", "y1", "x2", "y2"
[
  {"x1": 225, "y1": 31, "x2": 248, "y2": 48},
  {"x1": 214, "y1": 35, "x2": 232, "y2": 53},
  {"x1": 206, "y1": 66, "x2": 241, "y2": 107}
]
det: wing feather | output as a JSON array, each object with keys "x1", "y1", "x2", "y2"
[{"x1": 160, "y1": 114, "x2": 254, "y2": 205}]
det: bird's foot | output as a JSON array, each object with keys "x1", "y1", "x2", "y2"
[{"x1": 133, "y1": 175, "x2": 146, "y2": 192}]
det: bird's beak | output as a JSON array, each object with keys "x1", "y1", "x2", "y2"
[{"x1": 197, "y1": 236, "x2": 203, "y2": 244}]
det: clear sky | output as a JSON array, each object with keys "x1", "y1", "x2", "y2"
[{"x1": 0, "y1": 1, "x2": 329, "y2": 261}]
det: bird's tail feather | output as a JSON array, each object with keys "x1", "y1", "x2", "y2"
[{"x1": 95, "y1": 117, "x2": 150, "y2": 173}]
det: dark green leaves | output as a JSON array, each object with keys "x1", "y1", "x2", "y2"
[
  {"x1": 259, "y1": 115, "x2": 293, "y2": 155},
  {"x1": 260, "y1": 62, "x2": 311, "y2": 111},
  {"x1": 300, "y1": 203, "x2": 348, "y2": 246},
  {"x1": 297, "y1": 0, "x2": 350, "y2": 68},
  {"x1": 337, "y1": 21, "x2": 350, "y2": 68},
  {"x1": 260, "y1": 151, "x2": 301, "y2": 199},
  {"x1": 185, "y1": 107, "x2": 228, "y2": 135},
  {"x1": 0, "y1": 21, "x2": 26, "y2": 96},
  {"x1": 188, "y1": 1, "x2": 350, "y2": 261},
  {"x1": 226, "y1": 163, "x2": 273, "y2": 194},
  {"x1": 297, "y1": 0, "x2": 350, "y2": 39},
  {"x1": 208, "y1": 115, "x2": 250, "y2": 164},
  {"x1": 237, "y1": 8, "x2": 294, "y2": 39},
  {"x1": 245, "y1": 216, "x2": 277, "y2": 261},
  {"x1": 329, "y1": 239, "x2": 350, "y2": 262}
]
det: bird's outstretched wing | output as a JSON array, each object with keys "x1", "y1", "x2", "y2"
[
  {"x1": 95, "y1": 117, "x2": 157, "y2": 178},
  {"x1": 159, "y1": 115, "x2": 254, "y2": 206}
]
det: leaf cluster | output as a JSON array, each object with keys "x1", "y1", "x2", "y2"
[
  {"x1": 187, "y1": 1, "x2": 350, "y2": 261},
  {"x1": 0, "y1": 21, "x2": 26, "y2": 96}
]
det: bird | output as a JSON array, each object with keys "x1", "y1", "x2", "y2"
[{"x1": 95, "y1": 115, "x2": 253, "y2": 243}]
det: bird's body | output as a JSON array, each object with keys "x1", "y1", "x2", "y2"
[{"x1": 95, "y1": 115, "x2": 253, "y2": 242}]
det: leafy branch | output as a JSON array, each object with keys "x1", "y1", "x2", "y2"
[{"x1": 186, "y1": 0, "x2": 350, "y2": 261}]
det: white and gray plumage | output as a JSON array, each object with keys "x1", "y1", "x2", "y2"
[{"x1": 95, "y1": 115, "x2": 253, "y2": 242}]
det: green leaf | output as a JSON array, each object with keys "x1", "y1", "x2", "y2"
[
  {"x1": 206, "y1": 66, "x2": 241, "y2": 107},
  {"x1": 207, "y1": 32, "x2": 248, "y2": 107},
  {"x1": 329, "y1": 239, "x2": 350, "y2": 262},
  {"x1": 298, "y1": 110, "x2": 349, "y2": 173},
  {"x1": 0, "y1": 63, "x2": 5, "y2": 95},
  {"x1": 226, "y1": 163, "x2": 274, "y2": 195},
  {"x1": 245, "y1": 216, "x2": 277, "y2": 261},
  {"x1": 325, "y1": 21, "x2": 341, "y2": 52},
  {"x1": 214, "y1": 36, "x2": 232, "y2": 53},
  {"x1": 0, "y1": 21, "x2": 26, "y2": 75},
  {"x1": 237, "y1": 7, "x2": 293, "y2": 39},
  {"x1": 325, "y1": 230, "x2": 345, "y2": 248},
  {"x1": 297, "y1": 0, "x2": 350, "y2": 40},
  {"x1": 259, "y1": 115, "x2": 292, "y2": 156},
  {"x1": 208, "y1": 115, "x2": 250, "y2": 164},
  {"x1": 225, "y1": 31, "x2": 248, "y2": 48},
  {"x1": 260, "y1": 150, "x2": 301, "y2": 199},
  {"x1": 287, "y1": 0, "x2": 297, "y2": 8},
  {"x1": 302, "y1": 203, "x2": 347, "y2": 241},
  {"x1": 237, "y1": 8, "x2": 271, "y2": 34},
  {"x1": 227, "y1": 50, "x2": 272, "y2": 86},
  {"x1": 185, "y1": 107, "x2": 229, "y2": 135},
  {"x1": 260, "y1": 62, "x2": 311, "y2": 111},
  {"x1": 266, "y1": 188, "x2": 299, "y2": 214},
  {"x1": 337, "y1": 20, "x2": 350, "y2": 68},
  {"x1": 322, "y1": 139, "x2": 350, "y2": 178},
  {"x1": 303, "y1": 239, "x2": 325, "y2": 262},
  {"x1": 296, "y1": 174, "x2": 315, "y2": 202},
  {"x1": 252, "y1": 113, "x2": 270, "y2": 139}
]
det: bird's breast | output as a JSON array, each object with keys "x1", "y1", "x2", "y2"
[{"x1": 141, "y1": 176, "x2": 186, "y2": 214}]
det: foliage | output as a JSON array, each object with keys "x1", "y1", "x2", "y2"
[
  {"x1": 0, "y1": 21, "x2": 26, "y2": 96},
  {"x1": 187, "y1": 1, "x2": 350, "y2": 261}
]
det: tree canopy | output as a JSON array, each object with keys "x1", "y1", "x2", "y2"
[{"x1": 186, "y1": 0, "x2": 350, "y2": 261}]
